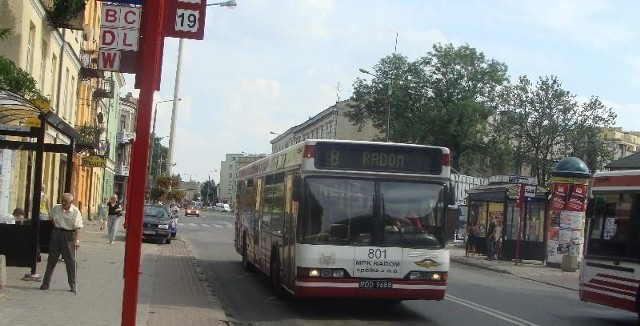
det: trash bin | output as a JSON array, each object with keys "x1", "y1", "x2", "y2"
[{"x1": 561, "y1": 254, "x2": 578, "y2": 272}]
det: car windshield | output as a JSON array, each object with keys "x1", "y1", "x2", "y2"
[
  {"x1": 144, "y1": 206, "x2": 171, "y2": 221},
  {"x1": 298, "y1": 177, "x2": 446, "y2": 249}
]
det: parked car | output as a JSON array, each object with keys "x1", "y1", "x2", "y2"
[
  {"x1": 185, "y1": 206, "x2": 200, "y2": 217},
  {"x1": 142, "y1": 204, "x2": 177, "y2": 244},
  {"x1": 214, "y1": 203, "x2": 231, "y2": 212}
]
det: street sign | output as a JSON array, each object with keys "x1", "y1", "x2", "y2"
[
  {"x1": 524, "y1": 185, "x2": 536, "y2": 198},
  {"x1": 96, "y1": 0, "x2": 143, "y2": 4},
  {"x1": 163, "y1": 0, "x2": 207, "y2": 40},
  {"x1": 82, "y1": 155, "x2": 107, "y2": 168},
  {"x1": 99, "y1": 4, "x2": 141, "y2": 72}
]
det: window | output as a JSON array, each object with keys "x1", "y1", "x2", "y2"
[
  {"x1": 587, "y1": 193, "x2": 640, "y2": 259},
  {"x1": 62, "y1": 68, "x2": 69, "y2": 118},
  {"x1": 50, "y1": 55, "x2": 58, "y2": 106},
  {"x1": 26, "y1": 22, "x2": 36, "y2": 74},
  {"x1": 39, "y1": 40, "x2": 48, "y2": 89},
  {"x1": 298, "y1": 178, "x2": 445, "y2": 248}
]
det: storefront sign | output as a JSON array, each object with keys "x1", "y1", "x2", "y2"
[
  {"x1": 82, "y1": 155, "x2": 107, "y2": 168},
  {"x1": 99, "y1": 4, "x2": 141, "y2": 72}
]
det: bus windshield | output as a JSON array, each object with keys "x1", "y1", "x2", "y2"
[
  {"x1": 298, "y1": 177, "x2": 446, "y2": 249},
  {"x1": 586, "y1": 192, "x2": 640, "y2": 259}
]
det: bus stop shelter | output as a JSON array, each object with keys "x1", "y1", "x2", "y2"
[
  {"x1": 0, "y1": 89, "x2": 78, "y2": 275},
  {"x1": 467, "y1": 183, "x2": 550, "y2": 261}
]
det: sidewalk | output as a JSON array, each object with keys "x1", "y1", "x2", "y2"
[
  {"x1": 0, "y1": 219, "x2": 229, "y2": 326},
  {"x1": 449, "y1": 244, "x2": 579, "y2": 291}
]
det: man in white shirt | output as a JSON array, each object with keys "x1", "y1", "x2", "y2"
[{"x1": 40, "y1": 193, "x2": 83, "y2": 293}]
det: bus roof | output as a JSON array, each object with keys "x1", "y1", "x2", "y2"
[
  {"x1": 592, "y1": 169, "x2": 640, "y2": 192},
  {"x1": 238, "y1": 139, "x2": 450, "y2": 180}
]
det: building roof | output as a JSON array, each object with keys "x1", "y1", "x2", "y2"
[{"x1": 605, "y1": 151, "x2": 640, "y2": 169}]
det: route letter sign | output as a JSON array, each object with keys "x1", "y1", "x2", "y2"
[{"x1": 164, "y1": 0, "x2": 207, "y2": 40}]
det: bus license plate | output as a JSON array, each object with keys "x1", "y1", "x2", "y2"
[{"x1": 359, "y1": 280, "x2": 393, "y2": 289}]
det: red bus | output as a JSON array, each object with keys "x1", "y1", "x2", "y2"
[{"x1": 581, "y1": 170, "x2": 640, "y2": 320}]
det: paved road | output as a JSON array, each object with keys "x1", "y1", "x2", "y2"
[{"x1": 178, "y1": 211, "x2": 638, "y2": 326}]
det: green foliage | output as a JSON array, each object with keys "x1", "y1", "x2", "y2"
[
  {"x1": 0, "y1": 56, "x2": 46, "y2": 100},
  {"x1": 150, "y1": 174, "x2": 184, "y2": 203},
  {"x1": 200, "y1": 180, "x2": 218, "y2": 205},
  {"x1": 149, "y1": 136, "x2": 169, "y2": 179},
  {"x1": 45, "y1": 0, "x2": 85, "y2": 27},
  {"x1": 348, "y1": 42, "x2": 618, "y2": 181},
  {"x1": 347, "y1": 43, "x2": 509, "y2": 172},
  {"x1": 498, "y1": 76, "x2": 617, "y2": 184},
  {"x1": 0, "y1": 28, "x2": 10, "y2": 40}
]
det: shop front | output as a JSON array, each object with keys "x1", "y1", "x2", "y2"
[{"x1": 467, "y1": 183, "x2": 550, "y2": 261}]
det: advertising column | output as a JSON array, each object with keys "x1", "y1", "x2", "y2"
[{"x1": 545, "y1": 157, "x2": 591, "y2": 270}]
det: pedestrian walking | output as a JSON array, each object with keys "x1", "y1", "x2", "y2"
[
  {"x1": 494, "y1": 222, "x2": 503, "y2": 260},
  {"x1": 39, "y1": 183, "x2": 51, "y2": 220},
  {"x1": 485, "y1": 220, "x2": 497, "y2": 261},
  {"x1": 40, "y1": 193, "x2": 82, "y2": 292},
  {"x1": 106, "y1": 194, "x2": 123, "y2": 244},
  {"x1": 465, "y1": 222, "x2": 477, "y2": 256},
  {"x1": 97, "y1": 197, "x2": 108, "y2": 231}
]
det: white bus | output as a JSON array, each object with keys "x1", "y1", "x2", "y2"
[
  {"x1": 234, "y1": 139, "x2": 451, "y2": 301},
  {"x1": 581, "y1": 170, "x2": 640, "y2": 319}
]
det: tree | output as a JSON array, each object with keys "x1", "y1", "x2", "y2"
[
  {"x1": 149, "y1": 136, "x2": 169, "y2": 179},
  {"x1": 347, "y1": 43, "x2": 509, "y2": 172},
  {"x1": 499, "y1": 76, "x2": 617, "y2": 185},
  {"x1": 0, "y1": 56, "x2": 47, "y2": 100},
  {"x1": 149, "y1": 174, "x2": 184, "y2": 204},
  {"x1": 200, "y1": 180, "x2": 218, "y2": 205}
]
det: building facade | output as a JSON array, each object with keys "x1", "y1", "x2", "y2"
[
  {"x1": 0, "y1": 0, "x2": 128, "y2": 218},
  {"x1": 601, "y1": 127, "x2": 640, "y2": 162},
  {"x1": 115, "y1": 93, "x2": 137, "y2": 207},
  {"x1": 270, "y1": 100, "x2": 380, "y2": 153},
  {"x1": 0, "y1": 0, "x2": 84, "y2": 213}
]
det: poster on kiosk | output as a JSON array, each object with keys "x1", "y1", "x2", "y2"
[{"x1": 545, "y1": 157, "x2": 591, "y2": 266}]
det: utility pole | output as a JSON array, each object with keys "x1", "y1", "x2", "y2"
[{"x1": 166, "y1": 39, "x2": 183, "y2": 176}]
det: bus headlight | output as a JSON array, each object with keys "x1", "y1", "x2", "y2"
[
  {"x1": 298, "y1": 267, "x2": 348, "y2": 278},
  {"x1": 408, "y1": 271, "x2": 447, "y2": 281}
]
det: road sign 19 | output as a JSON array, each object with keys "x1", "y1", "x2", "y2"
[
  {"x1": 175, "y1": 9, "x2": 200, "y2": 32},
  {"x1": 163, "y1": 0, "x2": 206, "y2": 40}
]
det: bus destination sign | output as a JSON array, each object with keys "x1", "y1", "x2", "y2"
[{"x1": 314, "y1": 142, "x2": 443, "y2": 174}]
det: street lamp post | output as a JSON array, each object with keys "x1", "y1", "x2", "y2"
[
  {"x1": 359, "y1": 68, "x2": 392, "y2": 142},
  {"x1": 205, "y1": 169, "x2": 217, "y2": 206},
  {"x1": 149, "y1": 99, "x2": 176, "y2": 193},
  {"x1": 166, "y1": 0, "x2": 237, "y2": 176}
]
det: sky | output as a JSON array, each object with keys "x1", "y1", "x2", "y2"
[{"x1": 122, "y1": 0, "x2": 640, "y2": 184}]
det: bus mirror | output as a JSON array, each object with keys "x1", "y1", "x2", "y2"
[{"x1": 292, "y1": 176, "x2": 302, "y2": 202}]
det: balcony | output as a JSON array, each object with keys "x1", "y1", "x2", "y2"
[
  {"x1": 116, "y1": 164, "x2": 130, "y2": 177},
  {"x1": 75, "y1": 124, "x2": 103, "y2": 154},
  {"x1": 93, "y1": 77, "x2": 114, "y2": 99},
  {"x1": 116, "y1": 131, "x2": 136, "y2": 144},
  {"x1": 79, "y1": 49, "x2": 104, "y2": 80}
]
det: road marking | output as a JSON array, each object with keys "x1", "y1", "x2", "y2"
[
  {"x1": 200, "y1": 224, "x2": 211, "y2": 227},
  {"x1": 445, "y1": 294, "x2": 540, "y2": 326}
]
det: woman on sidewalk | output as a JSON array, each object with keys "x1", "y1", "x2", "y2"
[
  {"x1": 98, "y1": 197, "x2": 108, "y2": 231},
  {"x1": 106, "y1": 195, "x2": 123, "y2": 244}
]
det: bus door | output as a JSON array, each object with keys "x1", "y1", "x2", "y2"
[{"x1": 282, "y1": 173, "x2": 298, "y2": 288}]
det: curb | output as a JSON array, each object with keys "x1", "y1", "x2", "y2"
[
  {"x1": 180, "y1": 239, "x2": 233, "y2": 325},
  {"x1": 451, "y1": 257, "x2": 579, "y2": 291}
]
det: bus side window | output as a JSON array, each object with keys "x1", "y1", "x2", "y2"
[{"x1": 292, "y1": 175, "x2": 302, "y2": 202}]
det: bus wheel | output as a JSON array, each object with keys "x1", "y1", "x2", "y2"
[{"x1": 271, "y1": 258, "x2": 285, "y2": 299}]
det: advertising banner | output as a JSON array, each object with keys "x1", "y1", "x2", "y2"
[{"x1": 546, "y1": 178, "x2": 589, "y2": 265}]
